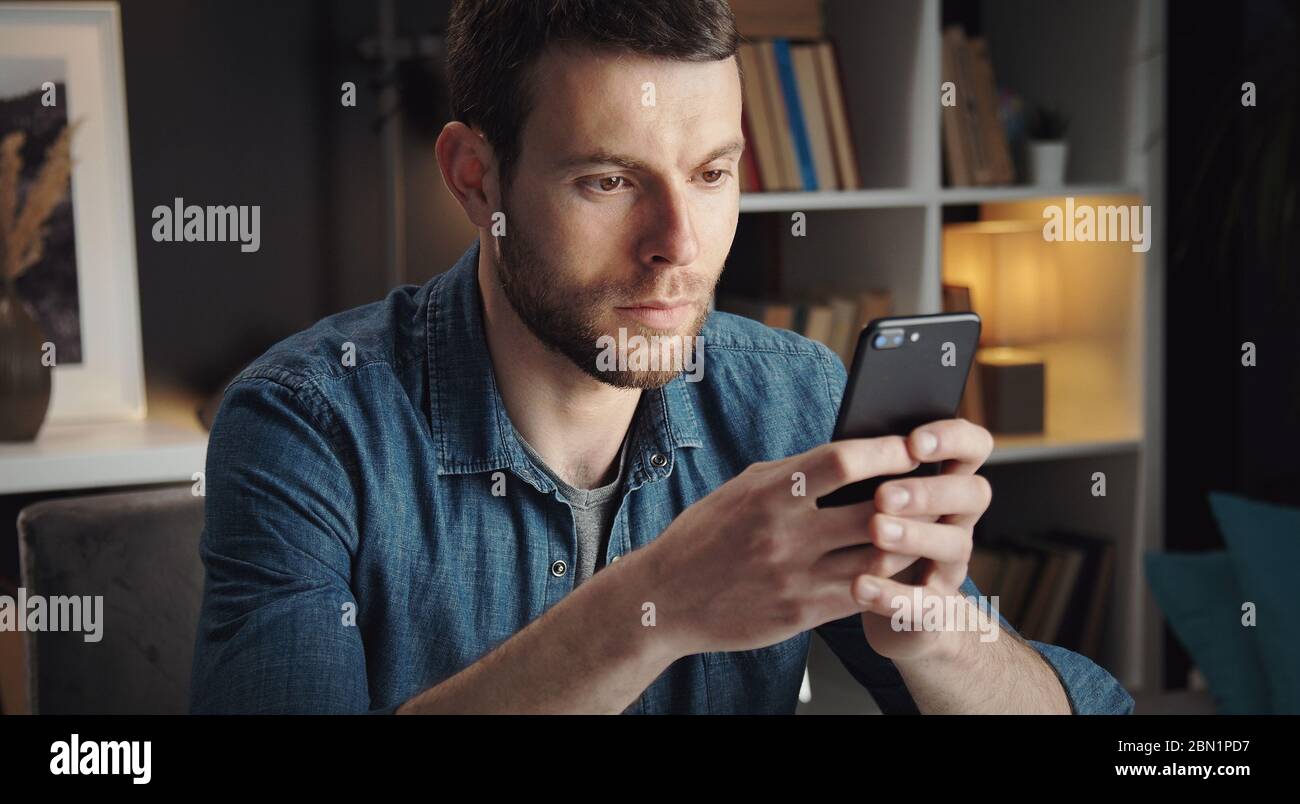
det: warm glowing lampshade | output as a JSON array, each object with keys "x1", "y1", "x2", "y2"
[{"x1": 942, "y1": 221, "x2": 1063, "y2": 346}]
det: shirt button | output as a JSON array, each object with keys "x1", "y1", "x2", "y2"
[
  {"x1": 550, "y1": 560, "x2": 567, "y2": 577},
  {"x1": 650, "y1": 452, "x2": 668, "y2": 468},
  {"x1": 611, "y1": 554, "x2": 620, "y2": 563}
]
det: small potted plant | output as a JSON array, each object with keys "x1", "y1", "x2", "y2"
[{"x1": 1026, "y1": 104, "x2": 1070, "y2": 187}]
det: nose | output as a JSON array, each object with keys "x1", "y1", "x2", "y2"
[{"x1": 639, "y1": 181, "x2": 701, "y2": 269}]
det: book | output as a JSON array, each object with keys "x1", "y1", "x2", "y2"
[
  {"x1": 813, "y1": 40, "x2": 861, "y2": 190},
  {"x1": 968, "y1": 37, "x2": 1015, "y2": 184},
  {"x1": 1018, "y1": 544, "x2": 1066, "y2": 641},
  {"x1": 853, "y1": 289, "x2": 893, "y2": 336},
  {"x1": 771, "y1": 38, "x2": 818, "y2": 190},
  {"x1": 825, "y1": 295, "x2": 860, "y2": 364},
  {"x1": 755, "y1": 40, "x2": 800, "y2": 190},
  {"x1": 791, "y1": 43, "x2": 839, "y2": 190},
  {"x1": 995, "y1": 546, "x2": 1045, "y2": 628},
  {"x1": 738, "y1": 105, "x2": 763, "y2": 192},
  {"x1": 955, "y1": 30, "x2": 996, "y2": 184},
  {"x1": 987, "y1": 531, "x2": 1114, "y2": 651},
  {"x1": 763, "y1": 301, "x2": 795, "y2": 330},
  {"x1": 738, "y1": 37, "x2": 862, "y2": 194},
  {"x1": 1043, "y1": 545, "x2": 1087, "y2": 642},
  {"x1": 802, "y1": 303, "x2": 836, "y2": 346},
  {"x1": 968, "y1": 544, "x2": 1008, "y2": 597},
  {"x1": 1031, "y1": 530, "x2": 1117, "y2": 655},
  {"x1": 737, "y1": 43, "x2": 781, "y2": 192},
  {"x1": 941, "y1": 27, "x2": 974, "y2": 186}
]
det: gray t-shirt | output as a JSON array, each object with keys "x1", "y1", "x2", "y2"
[{"x1": 517, "y1": 428, "x2": 631, "y2": 586}]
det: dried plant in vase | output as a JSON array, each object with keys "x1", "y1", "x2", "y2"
[{"x1": 0, "y1": 122, "x2": 76, "y2": 441}]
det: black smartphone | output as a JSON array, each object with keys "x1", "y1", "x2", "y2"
[{"x1": 816, "y1": 312, "x2": 982, "y2": 509}]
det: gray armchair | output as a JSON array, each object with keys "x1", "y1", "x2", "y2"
[{"x1": 16, "y1": 485, "x2": 205, "y2": 714}]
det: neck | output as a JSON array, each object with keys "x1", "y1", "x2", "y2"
[{"x1": 477, "y1": 235, "x2": 641, "y2": 490}]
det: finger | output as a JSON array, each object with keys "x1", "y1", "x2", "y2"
[
  {"x1": 849, "y1": 573, "x2": 924, "y2": 617},
  {"x1": 805, "y1": 496, "x2": 947, "y2": 554},
  {"x1": 804, "y1": 499, "x2": 878, "y2": 551},
  {"x1": 810, "y1": 543, "x2": 921, "y2": 582},
  {"x1": 906, "y1": 418, "x2": 994, "y2": 475},
  {"x1": 875, "y1": 473, "x2": 992, "y2": 530},
  {"x1": 867, "y1": 513, "x2": 972, "y2": 573},
  {"x1": 850, "y1": 574, "x2": 991, "y2": 632},
  {"x1": 866, "y1": 512, "x2": 970, "y2": 590},
  {"x1": 792, "y1": 437, "x2": 920, "y2": 500},
  {"x1": 806, "y1": 575, "x2": 878, "y2": 627},
  {"x1": 805, "y1": 572, "x2": 900, "y2": 625}
]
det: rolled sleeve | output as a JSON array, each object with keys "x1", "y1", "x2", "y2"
[{"x1": 190, "y1": 375, "x2": 377, "y2": 714}]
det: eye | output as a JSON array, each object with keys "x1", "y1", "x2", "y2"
[
  {"x1": 699, "y1": 169, "x2": 731, "y2": 186},
  {"x1": 584, "y1": 175, "x2": 632, "y2": 194}
]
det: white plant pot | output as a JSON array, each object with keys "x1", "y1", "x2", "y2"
[{"x1": 1028, "y1": 141, "x2": 1068, "y2": 187}]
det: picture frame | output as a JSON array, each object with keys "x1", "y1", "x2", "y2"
[{"x1": 0, "y1": 2, "x2": 144, "y2": 423}]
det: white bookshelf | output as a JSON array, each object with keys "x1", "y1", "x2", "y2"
[
  {"x1": 740, "y1": 0, "x2": 1167, "y2": 709},
  {"x1": 0, "y1": 389, "x2": 208, "y2": 495}
]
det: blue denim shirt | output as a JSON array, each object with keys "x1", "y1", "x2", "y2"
[{"x1": 190, "y1": 239, "x2": 1134, "y2": 715}]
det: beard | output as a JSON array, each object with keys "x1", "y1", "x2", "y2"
[{"x1": 492, "y1": 195, "x2": 716, "y2": 389}]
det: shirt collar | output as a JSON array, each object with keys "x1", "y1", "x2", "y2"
[{"x1": 426, "y1": 239, "x2": 703, "y2": 492}]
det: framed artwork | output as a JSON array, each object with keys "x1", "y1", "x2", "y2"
[{"x1": 0, "y1": 2, "x2": 144, "y2": 422}]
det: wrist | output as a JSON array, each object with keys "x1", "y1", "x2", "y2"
[
  {"x1": 892, "y1": 600, "x2": 981, "y2": 671},
  {"x1": 595, "y1": 547, "x2": 690, "y2": 668}
]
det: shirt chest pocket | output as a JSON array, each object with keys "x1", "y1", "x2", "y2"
[{"x1": 701, "y1": 633, "x2": 810, "y2": 714}]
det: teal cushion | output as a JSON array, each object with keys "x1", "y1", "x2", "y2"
[
  {"x1": 1209, "y1": 490, "x2": 1300, "y2": 714},
  {"x1": 1144, "y1": 551, "x2": 1270, "y2": 714}
]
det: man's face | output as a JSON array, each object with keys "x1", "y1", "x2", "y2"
[{"x1": 492, "y1": 43, "x2": 743, "y2": 388}]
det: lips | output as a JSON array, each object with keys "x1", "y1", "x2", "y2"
[
  {"x1": 615, "y1": 301, "x2": 695, "y2": 329},
  {"x1": 624, "y1": 299, "x2": 690, "y2": 309}
]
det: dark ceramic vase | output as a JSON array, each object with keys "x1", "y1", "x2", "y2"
[{"x1": 0, "y1": 279, "x2": 52, "y2": 441}]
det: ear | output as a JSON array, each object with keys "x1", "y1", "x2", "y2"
[{"x1": 436, "y1": 121, "x2": 500, "y2": 229}]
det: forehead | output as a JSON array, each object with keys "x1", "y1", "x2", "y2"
[{"x1": 522, "y1": 43, "x2": 742, "y2": 168}]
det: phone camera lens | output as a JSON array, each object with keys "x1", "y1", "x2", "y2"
[{"x1": 873, "y1": 334, "x2": 887, "y2": 348}]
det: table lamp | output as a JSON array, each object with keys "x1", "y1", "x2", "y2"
[{"x1": 943, "y1": 221, "x2": 1061, "y2": 434}]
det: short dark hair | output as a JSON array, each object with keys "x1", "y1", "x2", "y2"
[{"x1": 446, "y1": 0, "x2": 740, "y2": 194}]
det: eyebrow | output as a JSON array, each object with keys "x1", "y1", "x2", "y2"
[{"x1": 555, "y1": 137, "x2": 746, "y2": 173}]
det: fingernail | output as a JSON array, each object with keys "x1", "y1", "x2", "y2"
[
  {"x1": 885, "y1": 486, "x2": 910, "y2": 510},
  {"x1": 856, "y1": 579, "x2": 880, "y2": 603},
  {"x1": 879, "y1": 518, "x2": 903, "y2": 543},
  {"x1": 915, "y1": 431, "x2": 938, "y2": 455}
]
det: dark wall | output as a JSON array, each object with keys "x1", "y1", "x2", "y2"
[
  {"x1": 112, "y1": 0, "x2": 464, "y2": 394},
  {"x1": 1165, "y1": 0, "x2": 1300, "y2": 685},
  {"x1": 118, "y1": 0, "x2": 329, "y2": 391}
]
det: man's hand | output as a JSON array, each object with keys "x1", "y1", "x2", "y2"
[
  {"x1": 639, "y1": 429, "x2": 962, "y2": 658},
  {"x1": 846, "y1": 417, "x2": 995, "y2": 661}
]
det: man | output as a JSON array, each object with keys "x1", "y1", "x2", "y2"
[{"x1": 190, "y1": 0, "x2": 1133, "y2": 715}]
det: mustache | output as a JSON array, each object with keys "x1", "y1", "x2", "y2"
[{"x1": 595, "y1": 274, "x2": 717, "y2": 306}]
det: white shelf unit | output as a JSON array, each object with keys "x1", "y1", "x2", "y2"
[
  {"x1": 733, "y1": 0, "x2": 1166, "y2": 708},
  {"x1": 0, "y1": 389, "x2": 209, "y2": 495}
]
